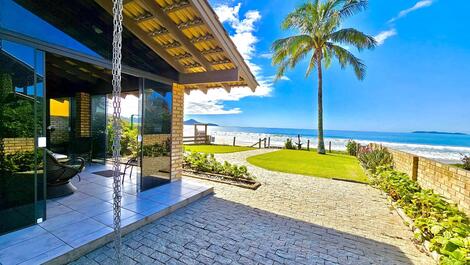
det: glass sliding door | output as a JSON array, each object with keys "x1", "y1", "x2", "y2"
[
  {"x1": 0, "y1": 39, "x2": 45, "y2": 235},
  {"x1": 91, "y1": 95, "x2": 107, "y2": 164},
  {"x1": 141, "y1": 79, "x2": 172, "y2": 191}
]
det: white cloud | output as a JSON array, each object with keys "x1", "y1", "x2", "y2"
[
  {"x1": 259, "y1": 52, "x2": 273, "y2": 59},
  {"x1": 389, "y1": 0, "x2": 433, "y2": 23},
  {"x1": 374, "y1": 29, "x2": 397, "y2": 45},
  {"x1": 185, "y1": 2, "x2": 273, "y2": 115}
]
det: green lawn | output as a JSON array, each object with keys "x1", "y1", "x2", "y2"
[
  {"x1": 184, "y1": 144, "x2": 256, "y2": 154},
  {"x1": 247, "y1": 149, "x2": 368, "y2": 183}
]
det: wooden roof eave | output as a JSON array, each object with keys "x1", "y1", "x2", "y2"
[{"x1": 189, "y1": 0, "x2": 259, "y2": 91}]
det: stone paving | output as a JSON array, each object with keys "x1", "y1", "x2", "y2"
[{"x1": 70, "y1": 149, "x2": 434, "y2": 265}]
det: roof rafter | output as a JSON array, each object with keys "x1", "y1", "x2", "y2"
[
  {"x1": 136, "y1": 0, "x2": 214, "y2": 71},
  {"x1": 94, "y1": 0, "x2": 186, "y2": 72},
  {"x1": 162, "y1": 0, "x2": 191, "y2": 13},
  {"x1": 177, "y1": 18, "x2": 204, "y2": 30}
]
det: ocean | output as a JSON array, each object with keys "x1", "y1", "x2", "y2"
[{"x1": 184, "y1": 125, "x2": 470, "y2": 164}]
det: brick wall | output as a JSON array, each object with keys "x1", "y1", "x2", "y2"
[
  {"x1": 1, "y1": 138, "x2": 35, "y2": 154},
  {"x1": 75, "y1": 92, "x2": 91, "y2": 138},
  {"x1": 143, "y1": 134, "x2": 171, "y2": 145},
  {"x1": 372, "y1": 144, "x2": 470, "y2": 215},
  {"x1": 170, "y1": 84, "x2": 184, "y2": 181},
  {"x1": 50, "y1": 116, "x2": 69, "y2": 144}
]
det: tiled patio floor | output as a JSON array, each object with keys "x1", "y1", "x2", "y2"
[{"x1": 0, "y1": 164, "x2": 213, "y2": 265}]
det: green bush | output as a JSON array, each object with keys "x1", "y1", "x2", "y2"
[
  {"x1": 142, "y1": 139, "x2": 171, "y2": 157},
  {"x1": 107, "y1": 118, "x2": 139, "y2": 156},
  {"x1": 346, "y1": 140, "x2": 359, "y2": 156},
  {"x1": 285, "y1": 138, "x2": 295, "y2": 150},
  {"x1": 0, "y1": 151, "x2": 41, "y2": 172},
  {"x1": 183, "y1": 151, "x2": 253, "y2": 180},
  {"x1": 372, "y1": 167, "x2": 470, "y2": 264},
  {"x1": 461, "y1": 155, "x2": 470, "y2": 170},
  {"x1": 358, "y1": 146, "x2": 393, "y2": 174}
]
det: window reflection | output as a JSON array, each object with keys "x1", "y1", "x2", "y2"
[
  {"x1": 0, "y1": 39, "x2": 45, "y2": 234},
  {"x1": 141, "y1": 80, "x2": 172, "y2": 191}
]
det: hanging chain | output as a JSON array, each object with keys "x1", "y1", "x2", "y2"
[{"x1": 111, "y1": 0, "x2": 124, "y2": 263}]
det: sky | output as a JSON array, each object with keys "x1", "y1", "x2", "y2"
[{"x1": 185, "y1": 0, "x2": 470, "y2": 133}]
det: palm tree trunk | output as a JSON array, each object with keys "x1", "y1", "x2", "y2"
[{"x1": 317, "y1": 55, "x2": 326, "y2": 154}]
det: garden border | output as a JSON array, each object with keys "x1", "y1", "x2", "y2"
[{"x1": 183, "y1": 169, "x2": 261, "y2": 190}]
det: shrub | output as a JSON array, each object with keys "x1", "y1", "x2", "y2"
[
  {"x1": 346, "y1": 140, "x2": 359, "y2": 156},
  {"x1": 358, "y1": 146, "x2": 393, "y2": 174},
  {"x1": 107, "y1": 118, "x2": 139, "y2": 156},
  {"x1": 142, "y1": 139, "x2": 171, "y2": 157},
  {"x1": 461, "y1": 154, "x2": 470, "y2": 170},
  {"x1": 372, "y1": 167, "x2": 470, "y2": 264},
  {"x1": 183, "y1": 151, "x2": 254, "y2": 180},
  {"x1": 0, "y1": 151, "x2": 41, "y2": 172},
  {"x1": 285, "y1": 138, "x2": 295, "y2": 150}
]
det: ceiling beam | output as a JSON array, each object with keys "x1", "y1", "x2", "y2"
[
  {"x1": 201, "y1": 47, "x2": 223, "y2": 55},
  {"x1": 162, "y1": 0, "x2": 190, "y2": 13},
  {"x1": 133, "y1": 13, "x2": 154, "y2": 23},
  {"x1": 136, "y1": 0, "x2": 214, "y2": 71},
  {"x1": 148, "y1": 27, "x2": 169, "y2": 37},
  {"x1": 161, "y1": 41, "x2": 181, "y2": 49},
  {"x1": 94, "y1": 0, "x2": 185, "y2": 73},
  {"x1": 179, "y1": 68, "x2": 238, "y2": 85},
  {"x1": 177, "y1": 18, "x2": 204, "y2": 30}
]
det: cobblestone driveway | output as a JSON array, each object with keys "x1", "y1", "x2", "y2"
[{"x1": 71, "y1": 149, "x2": 433, "y2": 265}]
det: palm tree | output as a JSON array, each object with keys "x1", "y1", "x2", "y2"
[{"x1": 272, "y1": 0, "x2": 376, "y2": 154}]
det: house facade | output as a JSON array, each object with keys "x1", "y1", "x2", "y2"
[{"x1": 0, "y1": 0, "x2": 257, "y2": 236}]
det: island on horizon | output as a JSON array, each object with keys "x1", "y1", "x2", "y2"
[
  {"x1": 184, "y1": 119, "x2": 218, "y2": 126},
  {"x1": 412, "y1": 131, "x2": 468, "y2": 136}
]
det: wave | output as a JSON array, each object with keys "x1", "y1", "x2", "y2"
[{"x1": 184, "y1": 126, "x2": 470, "y2": 163}]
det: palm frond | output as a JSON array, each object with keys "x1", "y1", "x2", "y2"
[
  {"x1": 329, "y1": 28, "x2": 376, "y2": 51},
  {"x1": 339, "y1": 0, "x2": 368, "y2": 18},
  {"x1": 305, "y1": 51, "x2": 320, "y2": 77},
  {"x1": 327, "y1": 43, "x2": 366, "y2": 80},
  {"x1": 272, "y1": 35, "x2": 313, "y2": 81}
]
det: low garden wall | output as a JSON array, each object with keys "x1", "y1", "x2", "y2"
[
  {"x1": 371, "y1": 143, "x2": 470, "y2": 215},
  {"x1": 1, "y1": 138, "x2": 35, "y2": 155}
]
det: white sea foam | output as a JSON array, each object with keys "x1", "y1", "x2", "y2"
[{"x1": 184, "y1": 126, "x2": 470, "y2": 163}]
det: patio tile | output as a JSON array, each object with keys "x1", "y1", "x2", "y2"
[
  {"x1": 55, "y1": 192, "x2": 90, "y2": 205},
  {"x1": 53, "y1": 218, "x2": 109, "y2": 246},
  {"x1": 73, "y1": 201, "x2": 114, "y2": 218},
  {"x1": 89, "y1": 190, "x2": 114, "y2": 201},
  {"x1": 121, "y1": 213, "x2": 146, "y2": 228},
  {"x1": 147, "y1": 194, "x2": 187, "y2": 206},
  {"x1": 67, "y1": 227, "x2": 113, "y2": 248},
  {"x1": 61, "y1": 196, "x2": 104, "y2": 209},
  {"x1": 139, "y1": 203, "x2": 170, "y2": 217},
  {"x1": 0, "y1": 225, "x2": 48, "y2": 251},
  {"x1": 18, "y1": 244, "x2": 73, "y2": 265},
  {"x1": 122, "y1": 199, "x2": 164, "y2": 214},
  {"x1": 92, "y1": 208, "x2": 139, "y2": 227},
  {"x1": 47, "y1": 203, "x2": 74, "y2": 219},
  {"x1": 0, "y1": 231, "x2": 65, "y2": 265},
  {"x1": 40, "y1": 210, "x2": 89, "y2": 232},
  {"x1": 121, "y1": 193, "x2": 140, "y2": 206}
]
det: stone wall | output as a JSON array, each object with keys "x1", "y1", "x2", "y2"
[
  {"x1": 1, "y1": 138, "x2": 35, "y2": 154},
  {"x1": 372, "y1": 144, "x2": 470, "y2": 215},
  {"x1": 170, "y1": 84, "x2": 184, "y2": 181}
]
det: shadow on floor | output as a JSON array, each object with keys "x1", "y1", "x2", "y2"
[{"x1": 71, "y1": 195, "x2": 423, "y2": 265}]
